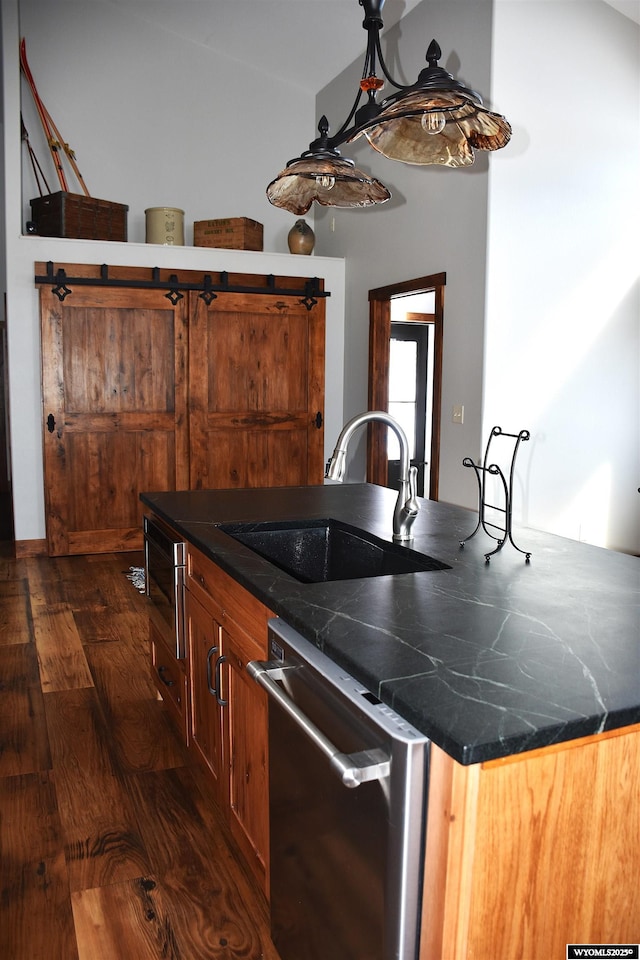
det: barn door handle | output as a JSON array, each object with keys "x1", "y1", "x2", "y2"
[
  {"x1": 47, "y1": 413, "x2": 56, "y2": 433},
  {"x1": 314, "y1": 411, "x2": 323, "y2": 429}
]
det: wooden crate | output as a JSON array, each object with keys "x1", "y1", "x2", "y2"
[
  {"x1": 194, "y1": 217, "x2": 263, "y2": 251},
  {"x1": 29, "y1": 191, "x2": 128, "y2": 241}
]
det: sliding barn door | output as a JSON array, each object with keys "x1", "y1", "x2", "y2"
[
  {"x1": 188, "y1": 291, "x2": 325, "y2": 489},
  {"x1": 40, "y1": 284, "x2": 189, "y2": 555}
]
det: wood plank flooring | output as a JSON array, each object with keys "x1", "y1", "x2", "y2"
[{"x1": 0, "y1": 549, "x2": 280, "y2": 960}]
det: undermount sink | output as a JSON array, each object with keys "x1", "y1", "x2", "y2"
[{"x1": 217, "y1": 517, "x2": 450, "y2": 583}]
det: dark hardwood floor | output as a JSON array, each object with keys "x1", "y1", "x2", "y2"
[{"x1": 0, "y1": 548, "x2": 280, "y2": 960}]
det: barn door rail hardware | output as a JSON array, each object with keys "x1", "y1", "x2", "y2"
[
  {"x1": 34, "y1": 262, "x2": 330, "y2": 311},
  {"x1": 459, "y1": 426, "x2": 532, "y2": 563}
]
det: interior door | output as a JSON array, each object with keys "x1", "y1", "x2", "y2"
[
  {"x1": 387, "y1": 322, "x2": 429, "y2": 497},
  {"x1": 40, "y1": 283, "x2": 189, "y2": 555},
  {"x1": 188, "y1": 290, "x2": 325, "y2": 489}
]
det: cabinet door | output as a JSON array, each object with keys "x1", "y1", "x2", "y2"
[
  {"x1": 186, "y1": 588, "x2": 226, "y2": 801},
  {"x1": 40, "y1": 274, "x2": 189, "y2": 555},
  {"x1": 149, "y1": 620, "x2": 188, "y2": 736},
  {"x1": 223, "y1": 617, "x2": 269, "y2": 895},
  {"x1": 188, "y1": 290, "x2": 325, "y2": 489}
]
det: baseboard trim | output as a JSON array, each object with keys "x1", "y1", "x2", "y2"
[{"x1": 15, "y1": 538, "x2": 48, "y2": 558}]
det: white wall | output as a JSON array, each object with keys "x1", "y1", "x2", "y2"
[
  {"x1": 314, "y1": 0, "x2": 640, "y2": 554},
  {"x1": 486, "y1": 1, "x2": 640, "y2": 553},
  {"x1": 2, "y1": 0, "x2": 345, "y2": 544},
  {"x1": 16, "y1": 0, "x2": 313, "y2": 251},
  {"x1": 313, "y1": 1, "x2": 496, "y2": 508}
]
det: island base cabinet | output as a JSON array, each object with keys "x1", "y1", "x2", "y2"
[
  {"x1": 223, "y1": 618, "x2": 270, "y2": 898},
  {"x1": 186, "y1": 589, "x2": 226, "y2": 802},
  {"x1": 185, "y1": 545, "x2": 273, "y2": 896},
  {"x1": 421, "y1": 724, "x2": 640, "y2": 960}
]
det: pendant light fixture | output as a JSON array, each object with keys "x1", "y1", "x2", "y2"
[
  {"x1": 266, "y1": 0, "x2": 511, "y2": 213},
  {"x1": 266, "y1": 116, "x2": 391, "y2": 216}
]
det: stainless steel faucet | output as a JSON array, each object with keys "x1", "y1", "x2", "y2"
[{"x1": 325, "y1": 410, "x2": 419, "y2": 541}]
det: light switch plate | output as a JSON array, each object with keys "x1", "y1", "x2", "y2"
[{"x1": 452, "y1": 404, "x2": 464, "y2": 424}]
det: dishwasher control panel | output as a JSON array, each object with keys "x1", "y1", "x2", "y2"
[{"x1": 268, "y1": 618, "x2": 429, "y2": 744}]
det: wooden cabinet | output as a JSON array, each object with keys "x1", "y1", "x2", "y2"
[
  {"x1": 185, "y1": 589, "x2": 226, "y2": 797},
  {"x1": 39, "y1": 263, "x2": 326, "y2": 555},
  {"x1": 149, "y1": 619, "x2": 189, "y2": 735},
  {"x1": 184, "y1": 542, "x2": 273, "y2": 895},
  {"x1": 420, "y1": 724, "x2": 640, "y2": 959},
  {"x1": 223, "y1": 615, "x2": 269, "y2": 891}
]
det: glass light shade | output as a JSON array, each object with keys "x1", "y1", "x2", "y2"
[
  {"x1": 352, "y1": 90, "x2": 511, "y2": 167},
  {"x1": 267, "y1": 155, "x2": 391, "y2": 214}
]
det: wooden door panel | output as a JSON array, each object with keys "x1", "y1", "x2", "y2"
[
  {"x1": 189, "y1": 290, "x2": 325, "y2": 490},
  {"x1": 64, "y1": 431, "x2": 176, "y2": 527},
  {"x1": 41, "y1": 279, "x2": 188, "y2": 556},
  {"x1": 200, "y1": 427, "x2": 308, "y2": 489},
  {"x1": 62, "y1": 308, "x2": 176, "y2": 414},
  {"x1": 208, "y1": 312, "x2": 308, "y2": 411}
]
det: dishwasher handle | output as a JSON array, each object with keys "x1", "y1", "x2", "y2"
[{"x1": 247, "y1": 660, "x2": 391, "y2": 789}]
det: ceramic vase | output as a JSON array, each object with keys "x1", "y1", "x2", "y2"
[{"x1": 287, "y1": 218, "x2": 315, "y2": 255}]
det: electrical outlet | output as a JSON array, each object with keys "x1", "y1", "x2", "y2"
[{"x1": 452, "y1": 404, "x2": 464, "y2": 424}]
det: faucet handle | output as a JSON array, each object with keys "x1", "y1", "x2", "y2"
[
  {"x1": 409, "y1": 464, "x2": 418, "y2": 496},
  {"x1": 406, "y1": 466, "x2": 419, "y2": 515}
]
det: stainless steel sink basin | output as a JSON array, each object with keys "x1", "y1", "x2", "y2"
[{"x1": 217, "y1": 518, "x2": 450, "y2": 583}]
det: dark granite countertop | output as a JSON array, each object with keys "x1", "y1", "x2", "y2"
[{"x1": 141, "y1": 484, "x2": 640, "y2": 765}]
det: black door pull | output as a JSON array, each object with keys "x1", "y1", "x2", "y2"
[
  {"x1": 158, "y1": 666, "x2": 175, "y2": 687},
  {"x1": 314, "y1": 411, "x2": 323, "y2": 429},
  {"x1": 47, "y1": 413, "x2": 56, "y2": 433}
]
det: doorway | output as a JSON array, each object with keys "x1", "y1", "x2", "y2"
[
  {"x1": 368, "y1": 273, "x2": 445, "y2": 501},
  {"x1": 387, "y1": 318, "x2": 432, "y2": 497}
]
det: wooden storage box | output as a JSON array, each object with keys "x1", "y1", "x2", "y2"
[
  {"x1": 29, "y1": 191, "x2": 128, "y2": 241},
  {"x1": 194, "y1": 217, "x2": 263, "y2": 251}
]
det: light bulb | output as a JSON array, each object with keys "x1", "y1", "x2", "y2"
[
  {"x1": 316, "y1": 175, "x2": 336, "y2": 190},
  {"x1": 421, "y1": 111, "x2": 446, "y2": 135}
]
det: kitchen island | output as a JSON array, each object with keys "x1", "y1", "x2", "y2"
[
  {"x1": 141, "y1": 482, "x2": 639, "y2": 764},
  {"x1": 141, "y1": 483, "x2": 640, "y2": 959}
]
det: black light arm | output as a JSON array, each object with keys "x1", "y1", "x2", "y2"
[{"x1": 265, "y1": 0, "x2": 511, "y2": 211}]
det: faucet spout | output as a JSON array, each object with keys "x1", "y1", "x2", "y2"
[{"x1": 325, "y1": 410, "x2": 420, "y2": 541}]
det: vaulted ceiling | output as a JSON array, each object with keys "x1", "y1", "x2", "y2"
[
  {"x1": 109, "y1": 0, "x2": 639, "y2": 96},
  {"x1": 107, "y1": 0, "x2": 426, "y2": 92}
]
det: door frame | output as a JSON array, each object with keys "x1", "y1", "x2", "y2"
[{"x1": 367, "y1": 273, "x2": 445, "y2": 500}]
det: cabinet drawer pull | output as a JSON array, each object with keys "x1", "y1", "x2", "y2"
[
  {"x1": 158, "y1": 665, "x2": 175, "y2": 687},
  {"x1": 206, "y1": 644, "x2": 219, "y2": 695},
  {"x1": 215, "y1": 655, "x2": 228, "y2": 707}
]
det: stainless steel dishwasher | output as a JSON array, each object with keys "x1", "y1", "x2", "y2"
[{"x1": 248, "y1": 619, "x2": 430, "y2": 960}]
